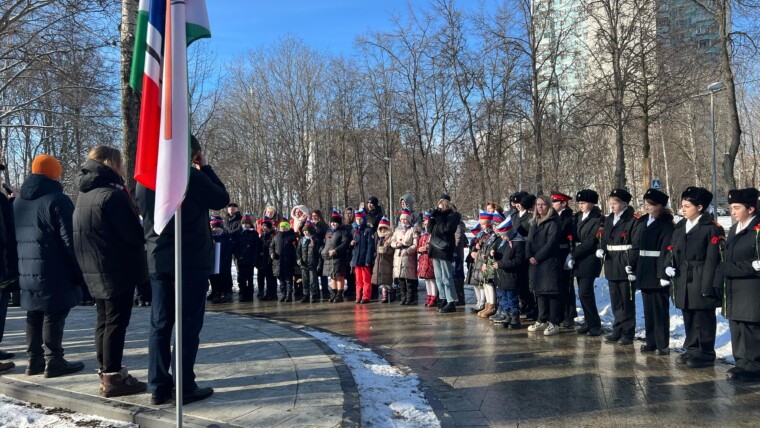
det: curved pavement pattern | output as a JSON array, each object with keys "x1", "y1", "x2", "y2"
[{"x1": 0, "y1": 306, "x2": 358, "y2": 428}]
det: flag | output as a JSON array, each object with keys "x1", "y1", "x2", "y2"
[{"x1": 129, "y1": 0, "x2": 211, "y2": 234}]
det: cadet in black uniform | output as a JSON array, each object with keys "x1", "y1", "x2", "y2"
[
  {"x1": 598, "y1": 188, "x2": 637, "y2": 345},
  {"x1": 552, "y1": 191, "x2": 576, "y2": 328},
  {"x1": 665, "y1": 187, "x2": 723, "y2": 368},
  {"x1": 630, "y1": 189, "x2": 674, "y2": 355},
  {"x1": 570, "y1": 189, "x2": 604, "y2": 336},
  {"x1": 716, "y1": 188, "x2": 760, "y2": 382}
]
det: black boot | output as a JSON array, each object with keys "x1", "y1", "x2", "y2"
[
  {"x1": 334, "y1": 292, "x2": 344, "y2": 303},
  {"x1": 329, "y1": 289, "x2": 337, "y2": 302},
  {"x1": 389, "y1": 288, "x2": 397, "y2": 302},
  {"x1": 300, "y1": 294, "x2": 311, "y2": 303},
  {"x1": 44, "y1": 358, "x2": 84, "y2": 378},
  {"x1": 399, "y1": 282, "x2": 408, "y2": 305},
  {"x1": 407, "y1": 281, "x2": 418, "y2": 305},
  {"x1": 279, "y1": 293, "x2": 287, "y2": 302},
  {"x1": 286, "y1": 292, "x2": 294, "y2": 302},
  {"x1": 438, "y1": 299, "x2": 448, "y2": 310},
  {"x1": 455, "y1": 279, "x2": 466, "y2": 305}
]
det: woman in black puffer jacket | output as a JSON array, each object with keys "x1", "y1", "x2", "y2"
[{"x1": 73, "y1": 146, "x2": 147, "y2": 397}]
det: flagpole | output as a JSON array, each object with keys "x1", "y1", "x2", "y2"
[{"x1": 175, "y1": 205, "x2": 183, "y2": 428}]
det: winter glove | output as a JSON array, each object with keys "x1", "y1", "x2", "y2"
[
  {"x1": 665, "y1": 267, "x2": 676, "y2": 277},
  {"x1": 627, "y1": 274, "x2": 636, "y2": 282},
  {"x1": 595, "y1": 249, "x2": 605, "y2": 259},
  {"x1": 753, "y1": 260, "x2": 760, "y2": 271},
  {"x1": 564, "y1": 254, "x2": 574, "y2": 270},
  {"x1": 625, "y1": 265, "x2": 634, "y2": 275},
  {"x1": 660, "y1": 279, "x2": 670, "y2": 287}
]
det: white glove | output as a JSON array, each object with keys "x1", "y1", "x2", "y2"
[
  {"x1": 660, "y1": 279, "x2": 670, "y2": 287},
  {"x1": 595, "y1": 249, "x2": 605, "y2": 259},
  {"x1": 665, "y1": 267, "x2": 676, "y2": 277},
  {"x1": 753, "y1": 260, "x2": 760, "y2": 271},
  {"x1": 627, "y1": 274, "x2": 636, "y2": 282},
  {"x1": 625, "y1": 265, "x2": 633, "y2": 274},
  {"x1": 564, "y1": 254, "x2": 574, "y2": 270}
]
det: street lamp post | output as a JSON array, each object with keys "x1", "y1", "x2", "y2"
[
  {"x1": 384, "y1": 156, "x2": 393, "y2": 228},
  {"x1": 708, "y1": 81, "x2": 725, "y2": 213}
]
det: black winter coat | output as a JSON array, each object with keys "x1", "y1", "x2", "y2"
[
  {"x1": 366, "y1": 206, "x2": 384, "y2": 229},
  {"x1": 236, "y1": 228, "x2": 260, "y2": 265},
  {"x1": 526, "y1": 212, "x2": 561, "y2": 294},
  {"x1": 666, "y1": 214, "x2": 723, "y2": 310},
  {"x1": 212, "y1": 230, "x2": 233, "y2": 275},
  {"x1": 321, "y1": 227, "x2": 350, "y2": 278},
  {"x1": 557, "y1": 208, "x2": 574, "y2": 257},
  {"x1": 427, "y1": 209, "x2": 462, "y2": 261},
  {"x1": 493, "y1": 236, "x2": 526, "y2": 291},
  {"x1": 715, "y1": 216, "x2": 760, "y2": 322},
  {"x1": 136, "y1": 166, "x2": 229, "y2": 276},
  {"x1": 601, "y1": 206, "x2": 637, "y2": 281},
  {"x1": 73, "y1": 159, "x2": 148, "y2": 300},
  {"x1": 513, "y1": 210, "x2": 532, "y2": 238},
  {"x1": 630, "y1": 213, "x2": 674, "y2": 290},
  {"x1": 0, "y1": 192, "x2": 18, "y2": 291},
  {"x1": 225, "y1": 211, "x2": 242, "y2": 256},
  {"x1": 14, "y1": 174, "x2": 82, "y2": 312},
  {"x1": 571, "y1": 207, "x2": 603, "y2": 278},
  {"x1": 256, "y1": 231, "x2": 275, "y2": 269},
  {"x1": 350, "y1": 224, "x2": 375, "y2": 268},
  {"x1": 297, "y1": 235, "x2": 322, "y2": 271},
  {"x1": 270, "y1": 229, "x2": 297, "y2": 278}
]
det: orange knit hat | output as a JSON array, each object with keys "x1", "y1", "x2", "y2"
[{"x1": 31, "y1": 154, "x2": 62, "y2": 180}]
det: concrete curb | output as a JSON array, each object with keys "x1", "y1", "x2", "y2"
[
  {"x1": 221, "y1": 312, "x2": 361, "y2": 427},
  {"x1": 0, "y1": 376, "x2": 236, "y2": 428}
]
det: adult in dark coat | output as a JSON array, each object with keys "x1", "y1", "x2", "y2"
[
  {"x1": 598, "y1": 189, "x2": 638, "y2": 345},
  {"x1": 427, "y1": 198, "x2": 462, "y2": 313},
  {"x1": 513, "y1": 192, "x2": 537, "y2": 319},
  {"x1": 665, "y1": 187, "x2": 722, "y2": 368},
  {"x1": 236, "y1": 215, "x2": 260, "y2": 302},
  {"x1": 716, "y1": 188, "x2": 760, "y2": 382},
  {"x1": 15, "y1": 155, "x2": 84, "y2": 378},
  {"x1": 136, "y1": 137, "x2": 229, "y2": 405},
  {"x1": 570, "y1": 190, "x2": 604, "y2": 336},
  {"x1": 256, "y1": 220, "x2": 277, "y2": 300},
  {"x1": 373, "y1": 220, "x2": 395, "y2": 302},
  {"x1": 209, "y1": 223, "x2": 233, "y2": 303},
  {"x1": 73, "y1": 150, "x2": 148, "y2": 396},
  {"x1": 270, "y1": 222, "x2": 298, "y2": 302},
  {"x1": 526, "y1": 196, "x2": 562, "y2": 335},
  {"x1": 629, "y1": 189, "x2": 674, "y2": 355},
  {"x1": 322, "y1": 212, "x2": 351, "y2": 302},
  {"x1": 365, "y1": 196, "x2": 384, "y2": 230},
  {"x1": 309, "y1": 210, "x2": 330, "y2": 298},
  {"x1": 551, "y1": 192, "x2": 576, "y2": 328},
  {"x1": 224, "y1": 203, "x2": 242, "y2": 256}
]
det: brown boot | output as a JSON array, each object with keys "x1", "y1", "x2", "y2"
[
  {"x1": 100, "y1": 367, "x2": 147, "y2": 398},
  {"x1": 479, "y1": 303, "x2": 496, "y2": 318}
]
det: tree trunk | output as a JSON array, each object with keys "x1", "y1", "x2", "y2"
[
  {"x1": 121, "y1": 0, "x2": 140, "y2": 194},
  {"x1": 718, "y1": 8, "x2": 740, "y2": 191}
]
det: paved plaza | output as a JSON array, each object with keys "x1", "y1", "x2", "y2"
[{"x1": 1, "y1": 287, "x2": 760, "y2": 427}]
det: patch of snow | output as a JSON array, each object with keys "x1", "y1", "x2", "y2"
[
  {"x1": 583, "y1": 278, "x2": 734, "y2": 362},
  {"x1": 0, "y1": 394, "x2": 136, "y2": 428},
  {"x1": 304, "y1": 329, "x2": 440, "y2": 428}
]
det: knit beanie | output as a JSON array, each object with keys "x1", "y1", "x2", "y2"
[
  {"x1": 279, "y1": 221, "x2": 291, "y2": 230},
  {"x1": 32, "y1": 154, "x2": 62, "y2": 180}
]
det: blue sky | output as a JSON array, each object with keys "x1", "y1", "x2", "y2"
[{"x1": 203, "y1": 1, "x2": 493, "y2": 61}]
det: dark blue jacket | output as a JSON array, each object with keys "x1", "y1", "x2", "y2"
[
  {"x1": 236, "y1": 228, "x2": 260, "y2": 265},
  {"x1": 14, "y1": 174, "x2": 82, "y2": 311},
  {"x1": 351, "y1": 224, "x2": 376, "y2": 268}
]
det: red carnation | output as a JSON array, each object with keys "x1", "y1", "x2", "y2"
[
  {"x1": 711, "y1": 236, "x2": 720, "y2": 245},
  {"x1": 667, "y1": 245, "x2": 673, "y2": 251},
  {"x1": 567, "y1": 235, "x2": 573, "y2": 242},
  {"x1": 755, "y1": 224, "x2": 760, "y2": 232},
  {"x1": 621, "y1": 232, "x2": 627, "y2": 239}
]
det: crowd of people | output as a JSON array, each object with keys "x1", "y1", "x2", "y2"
[{"x1": 1, "y1": 140, "x2": 760, "y2": 413}]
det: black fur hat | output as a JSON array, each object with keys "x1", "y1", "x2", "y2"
[
  {"x1": 680, "y1": 186, "x2": 713, "y2": 209},
  {"x1": 609, "y1": 188, "x2": 632, "y2": 204},
  {"x1": 575, "y1": 189, "x2": 599, "y2": 204},
  {"x1": 643, "y1": 188, "x2": 669, "y2": 207},
  {"x1": 510, "y1": 191, "x2": 529, "y2": 204},
  {"x1": 520, "y1": 194, "x2": 537, "y2": 210},
  {"x1": 727, "y1": 188, "x2": 759, "y2": 207}
]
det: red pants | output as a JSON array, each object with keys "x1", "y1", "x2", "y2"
[{"x1": 355, "y1": 266, "x2": 372, "y2": 301}]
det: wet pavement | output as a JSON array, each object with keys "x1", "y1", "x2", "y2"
[
  {"x1": 1, "y1": 285, "x2": 759, "y2": 427},
  {"x1": 219, "y1": 287, "x2": 760, "y2": 427}
]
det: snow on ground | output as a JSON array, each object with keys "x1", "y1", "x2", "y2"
[
  {"x1": 0, "y1": 394, "x2": 137, "y2": 428},
  {"x1": 304, "y1": 329, "x2": 440, "y2": 428},
  {"x1": 586, "y1": 277, "x2": 734, "y2": 362}
]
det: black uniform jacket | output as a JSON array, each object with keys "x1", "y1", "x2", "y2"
[
  {"x1": 601, "y1": 206, "x2": 637, "y2": 281},
  {"x1": 571, "y1": 207, "x2": 603, "y2": 278},
  {"x1": 630, "y1": 213, "x2": 674, "y2": 290},
  {"x1": 715, "y1": 216, "x2": 760, "y2": 322}
]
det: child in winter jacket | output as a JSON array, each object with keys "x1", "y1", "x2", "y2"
[
  {"x1": 373, "y1": 217, "x2": 395, "y2": 303},
  {"x1": 491, "y1": 217, "x2": 526, "y2": 329},
  {"x1": 391, "y1": 209, "x2": 419, "y2": 305},
  {"x1": 257, "y1": 219, "x2": 277, "y2": 300},
  {"x1": 209, "y1": 217, "x2": 233, "y2": 304},
  {"x1": 297, "y1": 221, "x2": 323, "y2": 303},
  {"x1": 417, "y1": 213, "x2": 437, "y2": 306},
  {"x1": 321, "y1": 210, "x2": 351, "y2": 302},
  {"x1": 270, "y1": 221, "x2": 298, "y2": 302},
  {"x1": 350, "y1": 209, "x2": 376, "y2": 303},
  {"x1": 236, "y1": 213, "x2": 260, "y2": 302}
]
